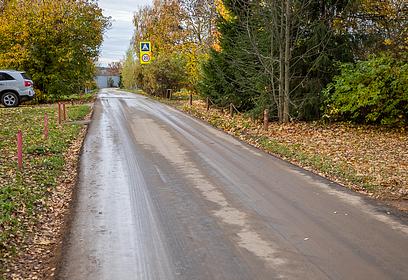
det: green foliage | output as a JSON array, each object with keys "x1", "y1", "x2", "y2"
[
  {"x1": 0, "y1": 0, "x2": 111, "y2": 102},
  {"x1": 62, "y1": 92, "x2": 95, "y2": 103},
  {"x1": 118, "y1": 74, "x2": 124, "y2": 89},
  {"x1": 120, "y1": 44, "x2": 138, "y2": 90},
  {"x1": 135, "y1": 55, "x2": 188, "y2": 97},
  {"x1": 199, "y1": 49, "x2": 245, "y2": 109},
  {"x1": 199, "y1": 10, "x2": 266, "y2": 117},
  {"x1": 200, "y1": 0, "x2": 354, "y2": 121},
  {"x1": 107, "y1": 77, "x2": 115, "y2": 88},
  {"x1": 293, "y1": 20, "x2": 356, "y2": 120},
  {"x1": 323, "y1": 52, "x2": 408, "y2": 124}
]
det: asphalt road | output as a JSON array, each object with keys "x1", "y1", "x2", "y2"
[{"x1": 56, "y1": 89, "x2": 408, "y2": 279}]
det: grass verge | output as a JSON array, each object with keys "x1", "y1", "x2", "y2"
[{"x1": 0, "y1": 105, "x2": 91, "y2": 276}]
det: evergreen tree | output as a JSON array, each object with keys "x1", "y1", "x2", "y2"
[
  {"x1": 201, "y1": 0, "x2": 354, "y2": 121},
  {"x1": 199, "y1": 0, "x2": 267, "y2": 114}
]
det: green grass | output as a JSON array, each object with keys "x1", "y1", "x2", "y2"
[
  {"x1": 66, "y1": 104, "x2": 92, "y2": 119},
  {"x1": 259, "y1": 135, "x2": 379, "y2": 192},
  {"x1": 61, "y1": 92, "x2": 94, "y2": 102},
  {"x1": 53, "y1": 89, "x2": 99, "y2": 103},
  {"x1": 0, "y1": 105, "x2": 90, "y2": 269}
]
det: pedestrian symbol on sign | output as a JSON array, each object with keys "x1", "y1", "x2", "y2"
[
  {"x1": 141, "y1": 43, "x2": 150, "y2": 52},
  {"x1": 140, "y1": 41, "x2": 151, "y2": 64}
]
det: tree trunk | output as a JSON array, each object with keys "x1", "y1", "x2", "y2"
[
  {"x1": 284, "y1": 0, "x2": 292, "y2": 123},
  {"x1": 279, "y1": 0, "x2": 285, "y2": 122}
]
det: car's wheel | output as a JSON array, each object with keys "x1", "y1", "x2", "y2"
[{"x1": 1, "y1": 92, "x2": 19, "y2": 107}]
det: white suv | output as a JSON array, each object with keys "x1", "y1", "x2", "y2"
[{"x1": 0, "y1": 70, "x2": 36, "y2": 107}]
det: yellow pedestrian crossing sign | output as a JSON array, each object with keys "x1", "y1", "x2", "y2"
[{"x1": 140, "y1": 41, "x2": 151, "y2": 64}]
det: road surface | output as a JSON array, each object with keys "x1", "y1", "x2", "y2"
[{"x1": 56, "y1": 89, "x2": 408, "y2": 279}]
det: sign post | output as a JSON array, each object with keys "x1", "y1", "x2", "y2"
[{"x1": 140, "y1": 41, "x2": 151, "y2": 64}]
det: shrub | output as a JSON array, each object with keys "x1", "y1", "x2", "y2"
[
  {"x1": 135, "y1": 55, "x2": 188, "y2": 97},
  {"x1": 323, "y1": 52, "x2": 408, "y2": 124},
  {"x1": 107, "y1": 77, "x2": 115, "y2": 88}
]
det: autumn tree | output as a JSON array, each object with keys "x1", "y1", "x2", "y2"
[
  {"x1": 334, "y1": 0, "x2": 408, "y2": 59},
  {"x1": 0, "y1": 0, "x2": 111, "y2": 102},
  {"x1": 133, "y1": 0, "x2": 186, "y2": 56},
  {"x1": 134, "y1": 55, "x2": 188, "y2": 97},
  {"x1": 201, "y1": 0, "x2": 353, "y2": 122},
  {"x1": 107, "y1": 62, "x2": 121, "y2": 76},
  {"x1": 0, "y1": 0, "x2": 7, "y2": 15},
  {"x1": 179, "y1": 0, "x2": 217, "y2": 90},
  {"x1": 120, "y1": 44, "x2": 138, "y2": 90},
  {"x1": 133, "y1": 0, "x2": 217, "y2": 91}
]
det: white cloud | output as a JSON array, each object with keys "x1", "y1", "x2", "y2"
[
  {"x1": 104, "y1": 8, "x2": 134, "y2": 22},
  {"x1": 97, "y1": 0, "x2": 152, "y2": 67}
]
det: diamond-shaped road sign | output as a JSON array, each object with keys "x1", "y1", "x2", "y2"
[{"x1": 140, "y1": 41, "x2": 151, "y2": 64}]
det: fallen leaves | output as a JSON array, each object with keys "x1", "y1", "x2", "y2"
[
  {"x1": 177, "y1": 100, "x2": 408, "y2": 203},
  {"x1": 0, "y1": 104, "x2": 92, "y2": 279}
]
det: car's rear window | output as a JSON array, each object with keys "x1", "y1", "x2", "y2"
[{"x1": 21, "y1": 73, "x2": 31, "y2": 80}]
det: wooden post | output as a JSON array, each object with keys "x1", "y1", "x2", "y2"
[
  {"x1": 189, "y1": 92, "x2": 192, "y2": 106},
  {"x1": 206, "y1": 97, "x2": 210, "y2": 111},
  {"x1": 167, "y1": 89, "x2": 172, "y2": 100},
  {"x1": 63, "y1": 104, "x2": 66, "y2": 121},
  {"x1": 71, "y1": 98, "x2": 74, "y2": 106},
  {"x1": 58, "y1": 103, "x2": 61, "y2": 124},
  {"x1": 230, "y1": 103, "x2": 234, "y2": 118},
  {"x1": 264, "y1": 109, "x2": 269, "y2": 132},
  {"x1": 44, "y1": 113, "x2": 48, "y2": 140},
  {"x1": 17, "y1": 131, "x2": 22, "y2": 170}
]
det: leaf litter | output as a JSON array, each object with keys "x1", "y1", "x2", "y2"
[
  {"x1": 0, "y1": 104, "x2": 92, "y2": 279},
  {"x1": 177, "y1": 100, "x2": 408, "y2": 210},
  {"x1": 3, "y1": 95, "x2": 407, "y2": 279}
]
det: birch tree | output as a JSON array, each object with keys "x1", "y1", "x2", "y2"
[{"x1": 120, "y1": 44, "x2": 138, "y2": 90}]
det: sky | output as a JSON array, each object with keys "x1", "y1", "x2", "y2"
[{"x1": 97, "y1": 0, "x2": 152, "y2": 67}]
